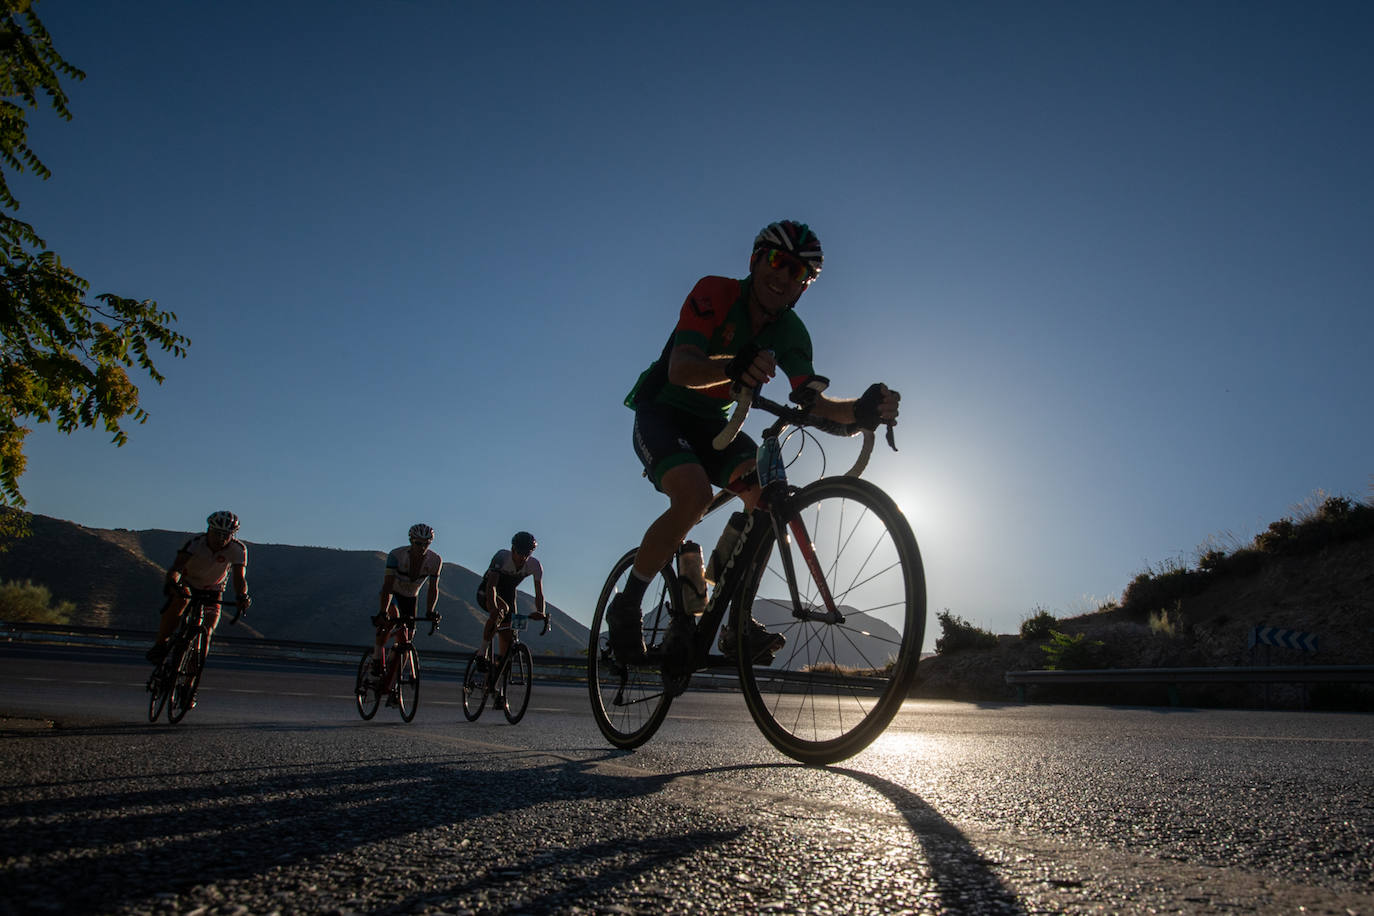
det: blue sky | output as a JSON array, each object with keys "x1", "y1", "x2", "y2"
[{"x1": 14, "y1": 1, "x2": 1373, "y2": 639}]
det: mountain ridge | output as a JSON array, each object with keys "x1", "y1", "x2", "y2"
[{"x1": 0, "y1": 512, "x2": 591, "y2": 654}]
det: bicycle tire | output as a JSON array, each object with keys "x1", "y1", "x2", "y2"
[
  {"x1": 147, "y1": 658, "x2": 171, "y2": 722},
  {"x1": 736, "y1": 475, "x2": 926, "y2": 764},
  {"x1": 503, "y1": 643, "x2": 534, "y2": 724},
  {"x1": 461, "y1": 654, "x2": 486, "y2": 721},
  {"x1": 397, "y1": 645, "x2": 420, "y2": 722},
  {"x1": 166, "y1": 633, "x2": 204, "y2": 724},
  {"x1": 355, "y1": 649, "x2": 381, "y2": 720},
  {"x1": 587, "y1": 548, "x2": 676, "y2": 750}
]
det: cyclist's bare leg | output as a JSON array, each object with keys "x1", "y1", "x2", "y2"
[
  {"x1": 382, "y1": 623, "x2": 413, "y2": 693},
  {"x1": 372, "y1": 608, "x2": 397, "y2": 675},
  {"x1": 478, "y1": 596, "x2": 508, "y2": 660},
  {"x1": 630, "y1": 461, "x2": 764, "y2": 578},
  {"x1": 629, "y1": 463, "x2": 716, "y2": 581},
  {"x1": 154, "y1": 592, "x2": 191, "y2": 644},
  {"x1": 199, "y1": 604, "x2": 222, "y2": 655}
]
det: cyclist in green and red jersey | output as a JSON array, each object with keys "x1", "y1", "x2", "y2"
[{"x1": 610, "y1": 220, "x2": 900, "y2": 664}]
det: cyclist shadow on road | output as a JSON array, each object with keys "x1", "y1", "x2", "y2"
[
  {"x1": 0, "y1": 744, "x2": 740, "y2": 914},
  {"x1": 0, "y1": 736, "x2": 1023, "y2": 914},
  {"x1": 378, "y1": 756, "x2": 1028, "y2": 915}
]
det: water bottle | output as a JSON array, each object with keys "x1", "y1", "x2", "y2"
[
  {"x1": 706, "y1": 511, "x2": 749, "y2": 585},
  {"x1": 676, "y1": 541, "x2": 707, "y2": 618}
]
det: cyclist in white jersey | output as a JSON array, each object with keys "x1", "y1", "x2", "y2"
[
  {"x1": 475, "y1": 531, "x2": 548, "y2": 671},
  {"x1": 145, "y1": 511, "x2": 251, "y2": 662},
  {"x1": 372, "y1": 524, "x2": 442, "y2": 694}
]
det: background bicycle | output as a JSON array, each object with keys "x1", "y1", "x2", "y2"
[
  {"x1": 146, "y1": 589, "x2": 242, "y2": 724},
  {"x1": 355, "y1": 612, "x2": 438, "y2": 723},
  {"x1": 462, "y1": 610, "x2": 548, "y2": 724},
  {"x1": 587, "y1": 387, "x2": 926, "y2": 764}
]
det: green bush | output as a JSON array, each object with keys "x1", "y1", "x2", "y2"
[
  {"x1": 934, "y1": 610, "x2": 999, "y2": 654},
  {"x1": 1019, "y1": 606, "x2": 1057, "y2": 640},
  {"x1": 1119, "y1": 561, "x2": 1208, "y2": 619},
  {"x1": 0, "y1": 579, "x2": 74, "y2": 624},
  {"x1": 1041, "y1": 630, "x2": 1104, "y2": 670}
]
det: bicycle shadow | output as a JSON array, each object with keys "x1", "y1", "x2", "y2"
[
  {"x1": 0, "y1": 727, "x2": 1022, "y2": 915},
  {"x1": 374, "y1": 756, "x2": 1027, "y2": 915}
]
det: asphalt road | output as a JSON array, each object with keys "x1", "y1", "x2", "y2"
[{"x1": 1, "y1": 646, "x2": 1371, "y2": 915}]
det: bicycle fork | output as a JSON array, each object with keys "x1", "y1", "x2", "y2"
[{"x1": 771, "y1": 503, "x2": 846, "y2": 625}]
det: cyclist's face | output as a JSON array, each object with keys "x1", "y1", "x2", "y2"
[
  {"x1": 410, "y1": 538, "x2": 431, "y2": 552},
  {"x1": 207, "y1": 527, "x2": 232, "y2": 549},
  {"x1": 511, "y1": 548, "x2": 529, "y2": 566},
  {"x1": 750, "y1": 249, "x2": 809, "y2": 317}
]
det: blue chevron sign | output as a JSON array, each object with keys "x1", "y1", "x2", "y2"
[{"x1": 1249, "y1": 626, "x2": 1318, "y2": 652}]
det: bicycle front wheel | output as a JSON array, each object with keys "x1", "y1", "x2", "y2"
[
  {"x1": 461, "y1": 654, "x2": 486, "y2": 721},
  {"x1": 147, "y1": 660, "x2": 170, "y2": 722},
  {"x1": 355, "y1": 649, "x2": 381, "y2": 720},
  {"x1": 586, "y1": 548, "x2": 676, "y2": 749},
  {"x1": 396, "y1": 646, "x2": 420, "y2": 722},
  {"x1": 503, "y1": 643, "x2": 534, "y2": 724},
  {"x1": 737, "y1": 475, "x2": 926, "y2": 764},
  {"x1": 166, "y1": 634, "x2": 205, "y2": 724}
]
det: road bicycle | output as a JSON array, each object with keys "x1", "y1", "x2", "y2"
[
  {"x1": 355, "y1": 612, "x2": 439, "y2": 723},
  {"x1": 588, "y1": 383, "x2": 926, "y2": 764},
  {"x1": 146, "y1": 589, "x2": 242, "y2": 724},
  {"x1": 462, "y1": 610, "x2": 549, "y2": 724}
]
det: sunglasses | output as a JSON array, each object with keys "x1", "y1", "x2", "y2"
[{"x1": 761, "y1": 248, "x2": 814, "y2": 284}]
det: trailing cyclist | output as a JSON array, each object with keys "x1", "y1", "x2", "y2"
[
  {"x1": 610, "y1": 220, "x2": 900, "y2": 664},
  {"x1": 374, "y1": 523, "x2": 442, "y2": 705},
  {"x1": 145, "y1": 510, "x2": 251, "y2": 663},
  {"x1": 475, "y1": 531, "x2": 549, "y2": 682}
]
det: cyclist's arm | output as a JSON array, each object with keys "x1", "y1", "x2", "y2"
[
  {"x1": 424, "y1": 574, "x2": 440, "y2": 618},
  {"x1": 482, "y1": 569, "x2": 502, "y2": 615},
  {"x1": 231, "y1": 563, "x2": 249, "y2": 609},
  {"x1": 532, "y1": 578, "x2": 546, "y2": 618},
  {"x1": 165, "y1": 550, "x2": 192, "y2": 594},
  {"x1": 667, "y1": 344, "x2": 775, "y2": 391},
  {"x1": 379, "y1": 573, "x2": 396, "y2": 616},
  {"x1": 807, "y1": 385, "x2": 900, "y2": 427}
]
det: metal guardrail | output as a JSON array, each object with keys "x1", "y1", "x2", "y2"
[
  {"x1": 1005, "y1": 665, "x2": 1374, "y2": 705},
  {"x1": 0, "y1": 620, "x2": 591, "y2": 682}
]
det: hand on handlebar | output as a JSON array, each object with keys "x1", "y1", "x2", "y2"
[
  {"x1": 425, "y1": 613, "x2": 441, "y2": 635},
  {"x1": 725, "y1": 344, "x2": 776, "y2": 390},
  {"x1": 530, "y1": 610, "x2": 551, "y2": 635},
  {"x1": 854, "y1": 383, "x2": 899, "y2": 430}
]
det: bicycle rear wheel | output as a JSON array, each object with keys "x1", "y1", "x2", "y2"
[
  {"x1": 166, "y1": 634, "x2": 205, "y2": 724},
  {"x1": 461, "y1": 654, "x2": 486, "y2": 721},
  {"x1": 355, "y1": 649, "x2": 381, "y2": 720},
  {"x1": 503, "y1": 643, "x2": 534, "y2": 724},
  {"x1": 396, "y1": 646, "x2": 420, "y2": 722},
  {"x1": 587, "y1": 548, "x2": 676, "y2": 749},
  {"x1": 736, "y1": 475, "x2": 926, "y2": 764}
]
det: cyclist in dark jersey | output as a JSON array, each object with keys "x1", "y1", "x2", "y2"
[
  {"x1": 475, "y1": 531, "x2": 548, "y2": 672},
  {"x1": 610, "y1": 220, "x2": 900, "y2": 664}
]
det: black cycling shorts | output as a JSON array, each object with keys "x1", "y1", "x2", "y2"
[
  {"x1": 632, "y1": 401, "x2": 757, "y2": 492},
  {"x1": 390, "y1": 593, "x2": 418, "y2": 622}
]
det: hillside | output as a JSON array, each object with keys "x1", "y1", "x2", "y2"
[
  {"x1": 913, "y1": 532, "x2": 1374, "y2": 709},
  {"x1": 0, "y1": 513, "x2": 590, "y2": 655}
]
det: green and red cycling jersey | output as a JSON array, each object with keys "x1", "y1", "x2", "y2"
[{"x1": 627, "y1": 275, "x2": 816, "y2": 419}]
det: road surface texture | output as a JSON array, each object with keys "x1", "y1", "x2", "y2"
[{"x1": 1, "y1": 647, "x2": 1371, "y2": 914}]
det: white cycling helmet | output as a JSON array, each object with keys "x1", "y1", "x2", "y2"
[
  {"x1": 207, "y1": 510, "x2": 239, "y2": 533},
  {"x1": 409, "y1": 523, "x2": 435, "y2": 543}
]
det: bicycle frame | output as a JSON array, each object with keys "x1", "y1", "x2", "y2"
[
  {"x1": 591, "y1": 385, "x2": 923, "y2": 763},
  {"x1": 699, "y1": 388, "x2": 881, "y2": 646}
]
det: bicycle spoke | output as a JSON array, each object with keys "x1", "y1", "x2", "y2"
[{"x1": 738, "y1": 476, "x2": 925, "y2": 764}]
